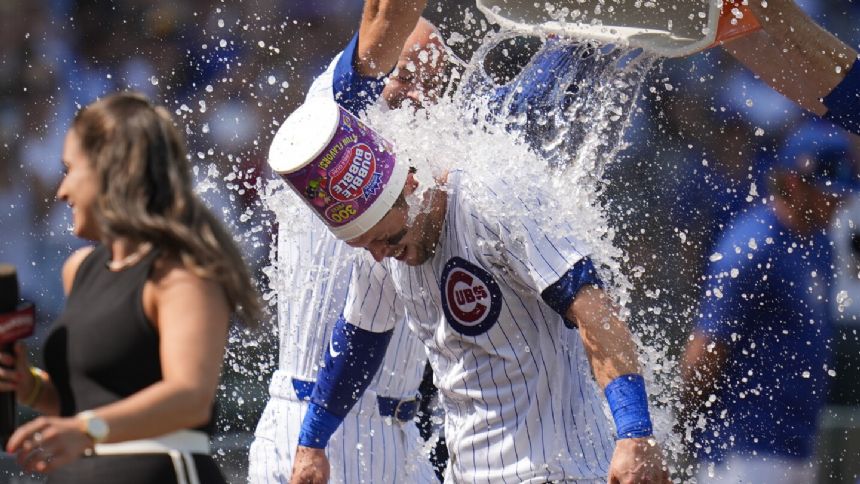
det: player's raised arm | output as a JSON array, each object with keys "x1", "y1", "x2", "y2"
[
  {"x1": 324, "y1": 0, "x2": 439, "y2": 117},
  {"x1": 356, "y1": 0, "x2": 428, "y2": 77},
  {"x1": 722, "y1": 0, "x2": 860, "y2": 133}
]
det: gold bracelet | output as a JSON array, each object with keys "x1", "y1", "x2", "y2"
[{"x1": 22, "y1": 367, "x2": 47, "y2": 407}]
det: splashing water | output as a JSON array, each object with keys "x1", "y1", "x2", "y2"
[
  {"x1": 459, "y1": 30, "x2": 654, "y2": 184},
  {"x1": 260, "y1": 27, "x2": 687, "y2": 479}
]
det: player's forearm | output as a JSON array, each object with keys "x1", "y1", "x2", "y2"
[
  {"x1": 356, "y1": 0, "x2": 427, "y2": 76},
  {"x1": 569, "y1": 285, "x2": 640, "y2": 388},
  {"x1": 570, "y1": 286, "x2": 654, "y2": 440},
  {"x1": 725, "y1": 0, "x2": 856, "y2": 115},
  {"x1": 299, "y1": 317, "x2": 393, "y2": 448}
]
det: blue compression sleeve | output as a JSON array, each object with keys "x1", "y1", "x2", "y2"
[
  {"x1": 298, "y1": 315, "x2": 393, "y2": 448},
  {"x1": 823, "y1": 58, "x2": 860, "y2": 135},
  {"x1": 604, "y1": 374, "x2": 654, "y2": 439},
  {"x1": 541, "y1": 257, "x2": 603, "y2": 328},
  {"x1": 333, "y1": 33, "x2": 390, "y2": 116},
  {"x1": 298, "y1": 403, "x2": 343, "y2": 448}
]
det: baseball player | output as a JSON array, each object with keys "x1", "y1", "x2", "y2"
[
  {"x1": 248, "y1": 2, "x2": 445, "y2": 482},
  {"x1": 678, "y1": 121, "x2": 854, "y2": 482},
  {"x1": 270, "y1": 17, "x2": 669, "y2": 484}
]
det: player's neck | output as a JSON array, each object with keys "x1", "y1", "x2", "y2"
[
  {"x1": 409, "y1": 185, "x2": 447, "y2": 264},
  {"x1": 425, "y1": 185, "x2": 447, "y2": 248}
]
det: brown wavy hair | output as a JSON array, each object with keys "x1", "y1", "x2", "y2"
[{"x1": 72, "y1": 92, "x2": 262, "y2": 326}]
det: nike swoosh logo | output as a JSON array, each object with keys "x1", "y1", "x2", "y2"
[{"x1": 329, "y1": 337, "x2": 342, "y2": 359}]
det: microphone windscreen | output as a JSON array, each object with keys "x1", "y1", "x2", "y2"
[{"x1": 0, "y1": 265, "x2": 18, "y2": 314}]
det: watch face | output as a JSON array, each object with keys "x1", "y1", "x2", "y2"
[{"x1": 87, "y1": 416, "x2": 109, "y2": 441}]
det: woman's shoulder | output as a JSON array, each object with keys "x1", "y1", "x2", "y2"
[
  {"x1": 150, "y1": 254, "x2": 204, "y2": 286},
  {"x1": 62, "y1": 246, "x2": 97, "y2": 295},
  {"x1": 147, "y1": 255, "x2": 227, "y2": 305},
  {"x1": 142, "y1": 254, "x2": 229, "y2": 329}
]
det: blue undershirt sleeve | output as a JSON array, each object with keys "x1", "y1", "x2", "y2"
[
  {"x1": 332, "y1": 32, "x2": 391, "y2": 116},
  {"x1": 823, "y1": 57, "x2": 860, "y2": 136},
  {"x1": 489, "y1": 42, "x2": 575, "y2": 118},
  {"x1": 298, "y1": 315, "x2": 393, "y2": 448},
  {"x1": 540, "y1": 257, "x2": 603, "y2": 328}
]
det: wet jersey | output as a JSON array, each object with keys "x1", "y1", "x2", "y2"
[{"x1": 343, "y1": 171, "x2": 614, "y2": 483}]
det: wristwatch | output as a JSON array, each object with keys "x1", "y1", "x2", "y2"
[{"x1": 76, "y1": 410, "x2": 110, "y2": 443}]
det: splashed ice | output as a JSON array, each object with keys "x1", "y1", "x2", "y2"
[{"x1": 261, "y1": 29, "x2": 686, "y2": 474}]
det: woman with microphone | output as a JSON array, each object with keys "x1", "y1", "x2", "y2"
[{"x1": 0, "y1": 92, "x2": 261, "y2": 483}]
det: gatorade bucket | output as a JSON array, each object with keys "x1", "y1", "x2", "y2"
[
  {"x1": 476, "y1": 0, "x2": 761, "y2": 58},
  {"x1": 268, "y1": 97, "x2": 408, "y2": 240}
]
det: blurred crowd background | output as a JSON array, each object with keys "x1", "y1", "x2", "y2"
[{"x1": 2, "y1": 0, "x2": 860, "y2": 482}]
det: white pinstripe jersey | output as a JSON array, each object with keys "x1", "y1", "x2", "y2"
[
  {"x1": 344, "y1": 171, "x2": 615, "y2": 483},
  {"x1": 273, "y1": 216, "x2": 426, "y2": 399},
  {"x1": 272, "y1": 51, "x2": 427, "y2": 400},
  {"x1": 250, "y1": 45, "x2": 436, "y2": 484}
]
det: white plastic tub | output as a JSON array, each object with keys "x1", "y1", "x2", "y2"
[{"x1": 476, "y1": 0, "x2": 760, "y2": 57}]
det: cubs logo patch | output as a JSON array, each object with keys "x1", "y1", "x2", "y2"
[{"x1": 440, "y1": 257, "x2": 502, "y2": 336}]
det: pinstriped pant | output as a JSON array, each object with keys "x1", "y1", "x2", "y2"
[{"x1": 248, "y1": 393, "x2": 437, "y2": 483}]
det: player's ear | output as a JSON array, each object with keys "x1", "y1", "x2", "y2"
[{"x1": 404, "y1": 171, "x2": 419, "y2": 195}]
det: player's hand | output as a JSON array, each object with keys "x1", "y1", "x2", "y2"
[
  {"x1": 6, "y1": 416, "x2": 92, "y2": 473},
  {"x1": 607, "y1": 437, "x2": 669, "y2": 484},
  {"x1": 290, "y1": 445, "x2": 330, "y2": 484}
]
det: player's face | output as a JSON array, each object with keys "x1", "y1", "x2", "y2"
[
  {"x1": 347, "y1": 175, "x2": 445, "y2": 266},
  {"x1": 383, "y1": 23, "x2": 448, "y2": 110},
  {"x1": 349, "y1": 201, "x2": 413, "y2": 263},
  {"x1": 57, "y1": 129, "x2": 100, "y2": 240}
]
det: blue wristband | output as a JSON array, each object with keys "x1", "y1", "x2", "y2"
[
  {"x1": 298, "y1": 402, "x2": 344, "y2": 449},
  {"x1": 604, "y1": 374, "x2": 653, "y2": 439}
]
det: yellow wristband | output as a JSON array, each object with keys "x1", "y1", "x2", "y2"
[{"x1": 22, "y1": 367, "x2": 47, "y2": 407}]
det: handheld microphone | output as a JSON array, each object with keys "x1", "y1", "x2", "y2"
[{"x1": 0, "y1": 265, "x2": 36, "y2": 447}]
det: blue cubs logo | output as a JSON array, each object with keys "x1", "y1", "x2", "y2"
[{"x1": 440, "y1": 257, "x2": 502, "y2": 336}]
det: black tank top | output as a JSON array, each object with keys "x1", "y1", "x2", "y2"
[{"x1": 44, "y1": 244, "x2": 215, "y2": 434}]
